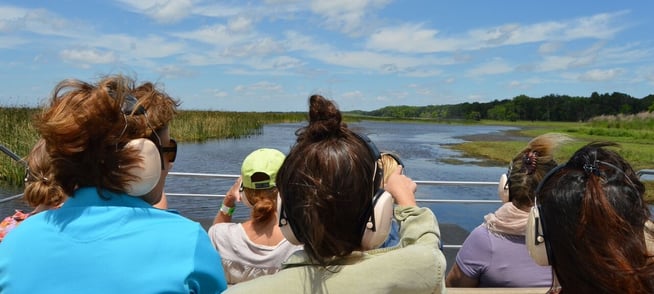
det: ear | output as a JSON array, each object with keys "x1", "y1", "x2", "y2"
[
  {"x1": 526, "y1": 206, "x2": 550, "y2": 266},
  {"x1": 497, "y1": 173, "x2": 510, "y2": 202},
  {"x1": 277, "y1": 194, "x2": 302, "y2": 245},
  {"x1": 123, "y1": 138, "x2": 161, "y2": 197},
  {"x1": 361, "y1": 190, "x2": 394, "y2": 250}
]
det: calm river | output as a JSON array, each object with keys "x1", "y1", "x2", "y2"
[{"x1": 0, "y1": 121, "x2": 522, "y2": 233}]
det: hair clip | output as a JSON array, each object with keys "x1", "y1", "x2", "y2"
[
  {"x1": 583, "y1": 160, "x2": 601, "y2": 176},
  {"x1": 523, "y1": 151, "x2": 538, "y2": 175}
]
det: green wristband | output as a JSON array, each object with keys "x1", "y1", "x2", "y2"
[{"x1": 220, "y1": 204, "x2": 235, "y2": 216}]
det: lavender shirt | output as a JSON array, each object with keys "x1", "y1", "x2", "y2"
[{"x1": 455, "y1": 225, "x2": 552, "y2": 287}]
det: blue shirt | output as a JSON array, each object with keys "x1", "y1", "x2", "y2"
[{"x1": 0, "y1": 187, "x2": 227, "y2": 293}]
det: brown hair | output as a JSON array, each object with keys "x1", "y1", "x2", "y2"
[
  {"x1": 23, "y1": 139, "x2": 66, "y2": 208},
  {"x1": 538, "y1": 142, "x2": 654, "y2": 293},
  {"x1": 244, "y1": 187, "x2": 278, "y2": 224},
  {"x1": 507, "y1": 133, "x2": 569, "y2": 209},
  {"x1": 34, "y1": 75, "x2": 179, "y2": 196},
  {"x1": 276, "y1": 94, "x2": 377, "y2": 266}
]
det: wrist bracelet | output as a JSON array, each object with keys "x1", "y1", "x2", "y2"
[{"x1": 220, "y1": 204, "x2": 235, "y2": 216}]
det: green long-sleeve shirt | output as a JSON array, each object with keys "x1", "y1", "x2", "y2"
[{"x1": 226, "y1": 206, "x2": 446, "y2": 294}]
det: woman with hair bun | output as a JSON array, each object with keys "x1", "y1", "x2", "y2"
[{"x1": 226, "y1": 94, "x2": 446, "y2": 294}]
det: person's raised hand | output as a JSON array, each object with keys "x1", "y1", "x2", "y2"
[
  {"x1": 223, "y1": 177, "x2": 242, "y2": 207},
  {"x1": 384, "y1": 166, "x2": 417, "y2": 207}
]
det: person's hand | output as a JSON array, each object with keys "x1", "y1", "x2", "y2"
[
  {"x1": 222, "y1": 177, "x2": 242, "y2": 207},
  {"x1": 384, "y1": 166, "x2": 417, "y2": 206}
]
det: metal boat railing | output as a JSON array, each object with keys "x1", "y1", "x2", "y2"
[{"x1": 3, "y1": 169, "x2": 654, "y2": 249}]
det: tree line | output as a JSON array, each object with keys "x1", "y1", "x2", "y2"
[{"x1": 352, "y1": 92, "x2": 654, "y2": 121}]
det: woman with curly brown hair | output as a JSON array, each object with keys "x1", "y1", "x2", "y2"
[
  {"x1": 226, "y1": 94, "x2": 446, "y2": 294},
  {"x1": 0, "y1": 75, "x2": 227, "y2": 293}
]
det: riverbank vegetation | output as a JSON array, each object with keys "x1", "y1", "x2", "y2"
[
  {"x1": 2, "y1": 106, "x2": 653, "y2": 201},
  {"x1": 0, "y1": 107, "x2": 305, "y2": 186}
]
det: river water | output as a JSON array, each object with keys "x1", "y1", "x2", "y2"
[{"x1": 0, "y1": 121, "x2": 522, "y2": 233}]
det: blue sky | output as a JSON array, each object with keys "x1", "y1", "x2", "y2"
[{"x1": 1, "y1": 1, "x2": 653, "y2": 112}]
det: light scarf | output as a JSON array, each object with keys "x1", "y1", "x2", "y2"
[{"x1": 483, "y1": 202, "x2": 530, "y2": 236}]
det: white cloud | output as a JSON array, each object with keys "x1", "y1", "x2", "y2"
[
  {"x1": 115, "y1": 0, "x2": 193, "y2": 23},
  {"x1": 234, "y1": 81, "x2": 283, "y2": 93},
  {"x1": 228, "y1": 16, "x2": 254, "y2": 32},
  {"x1": 59, "y1": 49, "x2": 118, "y2": 67},
  {"x1": 466, "y1": 59, "x2": 513, "y2": 77},
  {"x1": 310, "y1": 0, "x2": 390, "y2": 35},
  {"x1": 172, "y1": 24, "x2": 256, "y2": 47},
  {"x1": 578, "y1": 68, "x2": 623, "y2": 81},
  {"x1": 366, "y1": 11, "x2": 628, "y2": 54},
  {"x1": 538, "y1": 42, "x2": 562, "y2": 54},
  {"x1": 0, "y1": 5, "x2": 85, "y2": 38}
]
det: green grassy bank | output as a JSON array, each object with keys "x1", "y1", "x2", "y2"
[{"x1": 2, "y1": 107, "x2": 654, "y2": 201}]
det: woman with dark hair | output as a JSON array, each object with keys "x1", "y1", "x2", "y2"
[
  {"x1": 446, "y1": 133, "x2": 568, "y2": 287},
  {"x1": 226, "y1": 94, "x2": 446, "y2": 294},
  {"x1": 0, "y1": 75, "x2": 227, "y2": 293},
  {"x1": 529, "y1": 142, "x2": 654, "y2": 293}
]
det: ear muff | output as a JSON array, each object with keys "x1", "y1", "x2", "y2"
[
  {"x1": 240, "y1": 184, "x2": 253, "y2": 208},
  {"x1": 277, "y1": 194, "x2": 302, "y2": 245},
  {"x1": 498, "y1": 173, "x2": 510, "y2": 203},
  {"x1": 361, "y1": 190, "x2": 394, "y2": 250},
  {"x1": 526, "y1": 164, "x2": 565, "y2": 266},
  {"x1": 526, "y1": 205, "x2": 550, "y2": 266},
  {"x1": 123, "y1": 138, "x2": 162, "y2": 197}
]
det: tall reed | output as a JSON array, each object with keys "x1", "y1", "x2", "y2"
[{"x1": 0, "y1": 107, "x2": 305, "y2": 187}]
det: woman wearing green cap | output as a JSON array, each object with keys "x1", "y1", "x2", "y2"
[{"x1": 208, "y1": 148, "x2": 303, "y2": 285}]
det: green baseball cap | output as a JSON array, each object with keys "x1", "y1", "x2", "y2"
[{"x1": 241, "y1": 148, "x2": 286, "y2": 189}]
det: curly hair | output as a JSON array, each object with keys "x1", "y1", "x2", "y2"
[{"x1": 34, "y1": 75, "x2": 179, "y2": 196}]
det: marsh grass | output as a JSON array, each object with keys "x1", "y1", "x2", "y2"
[
  {"x1": 0, "y1": 107, "x2": 305, "y2": 186},
  {"x1": 451, "y1": 115, "x2": 654, "y2": 202},
  {"x1": 0, "y1": 107, "x2": 40, "y2": 187}
]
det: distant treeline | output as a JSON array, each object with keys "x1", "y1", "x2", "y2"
[{"x1": 351, "y1": 92, "x2": 654, "y2": 121}]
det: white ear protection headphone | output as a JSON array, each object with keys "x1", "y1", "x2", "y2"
[
  {"x1": 277, "y1": 132, "x2": 394, "y2": 249},
  {"x1": 526, "y1": 164, "x2": 565, "y2": 266},
  {"x1": 123, "y1": 138, "x2": 162, "y2": 197},
  {"x1": 497, "y1": 164, "x2": 512, "y2": 203},
  {"x1": 118, "y1": 93, "x2": 163, "y2": 197}
]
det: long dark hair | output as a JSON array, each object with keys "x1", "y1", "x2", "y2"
[
  {"x1": 276, "y1": 94, "x2": 376, "y2": 266},
  {"x1": 537, "y1": 142, "x2": 654, "y2": 293}
]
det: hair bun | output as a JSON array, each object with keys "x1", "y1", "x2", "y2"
[{"x1": 304, "y1": 94, "x2": 344, "y2": 141}]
